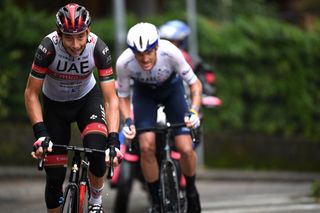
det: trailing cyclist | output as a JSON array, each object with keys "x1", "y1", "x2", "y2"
[
  {"x1": 116, "y1": 22, "x2": 202, "y2": 213},
  {"x1": 25, "y1": 3, "x2": 123, "y2": 213}
]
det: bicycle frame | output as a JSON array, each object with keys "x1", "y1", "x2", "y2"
[
  {"x1": 137, "y1": 122, "x2": 188, "y2": 213},
  {"x1": 38, "y1": 141, "x2": 115, "y2": 213}
]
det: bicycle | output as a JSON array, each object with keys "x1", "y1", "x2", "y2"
[
  {"x1": 38, "y1": 138, "x2": 116, "y2": 213},
  {"x1": 137, "y1": 122, "x2": 190, "y2": 213}
]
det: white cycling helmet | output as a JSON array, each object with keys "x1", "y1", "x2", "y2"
[
  {"x1": 127, "y1": 22, "x2": 159, "y2": 53},
  {"x1": 159, "y1": 20, "x2": 190, "y2": 41}
]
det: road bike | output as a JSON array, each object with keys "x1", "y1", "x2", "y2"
[
  {"x1": 137, "y1": 122, "x2": 189, "y2": 213},
  {"x1": 38, "y1": 138, "x2": 116, "y2": 213}
]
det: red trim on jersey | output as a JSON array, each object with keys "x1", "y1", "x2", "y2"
[
  {"x1": 44, "y1": 154, "x2": 68, "y2": 167},
  {"x1": 81, "y1": 122, "x2": 108, "y2": 138},
  {"x1": 32, "y1": 63, "x2": 48, "y2": 74},
  {"x1": 98, "y1": 67, "x2": 113, "y2": 77},
  {"x1": 46, "y1": 69, "x2": 91, "y2": 80}
]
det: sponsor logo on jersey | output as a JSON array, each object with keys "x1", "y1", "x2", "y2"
[{"x1": 56, "y1": 60, "x2": 90, "y2": 74}]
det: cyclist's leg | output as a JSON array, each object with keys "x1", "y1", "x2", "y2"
[
  {"x1": 164, "y1": 79, "x2": 201, "y2": 212},
  {"x1": 77, "y1": 86, "x2": 108, "y2": 208},
  {"x1": 43, "y1": 95, "x2": 71, "y2": 213},
  {"x1": 132, "y1": 85, "x2": 160, "y2": 210},
  {"x1": 113, "y1": 159, "x2": 137, "y2": 213}
]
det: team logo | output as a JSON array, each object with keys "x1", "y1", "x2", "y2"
[{"x1": 90, "y1": 114, "x2": 97, "y2": 120}]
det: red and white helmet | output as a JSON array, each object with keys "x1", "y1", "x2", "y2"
[{"x1": 56, "y1": 3, "x2": 91, "y2": 34}]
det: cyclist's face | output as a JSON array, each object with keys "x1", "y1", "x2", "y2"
[
  {"x1": 61, "y1": 31, "x2": 88, "y2": 57},
  {"x1": 134, "y1": 47, "x2": 157, "y2": 71}
]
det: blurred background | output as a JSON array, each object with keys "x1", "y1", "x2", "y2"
[{"x1": 1, "y1": 0, "x2": 320, "y2": 173}]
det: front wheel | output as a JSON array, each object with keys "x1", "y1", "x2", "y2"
[
  {"x1": 61, "y1": 184, "x2": 79, "y2": 213},
  {"x1": 160, "y1": 161, "x2": 181, "y2": 213}
]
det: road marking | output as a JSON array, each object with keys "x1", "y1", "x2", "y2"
[{"x1": 201, "y1": 193, "x2": 320, "y2": 213}]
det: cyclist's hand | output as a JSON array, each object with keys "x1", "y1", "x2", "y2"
[
  {"x1": 106, "y1": 132, "x2": 123, "y2": 166},
  {"x1": 31, "y1": 136, "x2": 53, "y2": 159},
  {"x1": 105, "y1": 147, "x2": 124, "y2": 167},
  {"x1": 122, "y1": 118, "x2": 136, "y2": 140},
  {"x1": 184, "y1": 109, "x2": 200, "y2": 129}
]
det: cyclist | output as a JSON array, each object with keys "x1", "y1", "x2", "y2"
[
  {"x1": 24, "y1": 3, "x2": 122, "y2": 213},
  {"x1": 116, "y1": 22, "x2": 202, "y2": 213},
  {"x1": 159, "y1": 19, "x2": 216, "y2": 99},
  {"x1": 159, "y1": 19, "x2": 194, "y2": 68}
]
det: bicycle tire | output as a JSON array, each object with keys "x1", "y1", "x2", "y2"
[
  {"x1": 160, "y1": 161, "x2": 181, "y2": 213},
  {"x1": 61, "y1": 184, "x2": 79, "y2": 213}
]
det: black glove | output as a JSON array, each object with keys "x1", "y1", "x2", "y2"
[
  {"x1": 33, "y1": 122, "x2": 49, "y2": 139},
  {"x1": 107, "y1": 132, "x2": 120, "y2": 149}
]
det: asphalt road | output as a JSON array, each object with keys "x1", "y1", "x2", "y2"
[{"x1": 1, "y1": 168, "x2": 320, "y2": 213}]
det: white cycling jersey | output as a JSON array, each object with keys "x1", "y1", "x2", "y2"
[
  {"x1": 116, "y1": 39, "x2": 197, "y2": 98},
  {"x1": 31, "y1": 31, "x2": 114, "y2": 102}
]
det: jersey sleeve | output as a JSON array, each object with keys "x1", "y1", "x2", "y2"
[
  {"x1": 171, "y1": 44, "x2": 198, "y2": 85},
  {"x1": 94, "y1": 38, "x2": 115, "y2": 82},
  {"x1": 116, "y1": 51, "x2": 131, "y2": 98},
  {"x1": 30, "y1": 37, "x2": 55, "y2": 80}
]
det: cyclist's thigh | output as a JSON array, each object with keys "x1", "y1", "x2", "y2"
[
  {"x1": 132, "y1": 85, "x2": 158, "y2": 129},
  {"x1": 43, "y1": 95, "x2": 71, "y2": 154},
  {"x1": 77, "y1": 86, "x2": 107, "y2": 150},
  {"x1": 163, "y1": 79, "x2": 190, "y2": 136},
  {"x1": 164, "y1": 79, "x2": 188, "y2": 123}
]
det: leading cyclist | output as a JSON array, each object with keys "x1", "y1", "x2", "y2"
[
  {"x1": 116, "y1": 22, "x2": 202, "y2": 213},
  {"x1": 24, "y1": 3, "x2": 122, "y2": 213}
]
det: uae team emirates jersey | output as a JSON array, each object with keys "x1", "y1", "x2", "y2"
[{"x1": 31, "y1": 31, "x2": 114, "y2": 101}]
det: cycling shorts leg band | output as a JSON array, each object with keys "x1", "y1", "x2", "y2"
[
  {"x1": 81, "y1": 122, "x2": 108, "y2": 138},
  {"x1": 83, "y1": 133, "x2": 107, "y2": 177},
  {"x1": 45, "y1": 167, "x2": 67, "y2": 209}
]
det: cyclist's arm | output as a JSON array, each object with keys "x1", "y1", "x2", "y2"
[
  {"x1": 119, "y1": 96, "x2": 132, "y2": 120},
  {"x1": 171, "y1": 43, "x2": 203, "y2": 112},
  {"x1": 189, "y1": 78, "x2": 202, "y2": 112},
  {"x1": 100, "y1": 81, "x2": 120, "y2": 133},
  {"x1": 24, "y1": 76, "x2": 44, "y2": 125},
  {"x1": 25, "y1": 37, "x2": 54, "y2": 125},
  {"x1": 115, "y1": 50, "x2": 133, "y2": 120},
  {"x1": 94, "y1": 37, "x2": 120, "y2": 133}
]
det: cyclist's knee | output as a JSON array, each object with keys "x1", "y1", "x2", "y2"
[
  {"x1": 84, "y1": 134, "x2": 107, "y2": 177},
  {"x1": 45, "y1": 167, "x2": 66, "y2": 209},
  {"x1": 139, "y1": 139, "x2": 156, "y2": 156},
  {"x1": 179, "y1": 146, "x2": 195, "y2": 159}
]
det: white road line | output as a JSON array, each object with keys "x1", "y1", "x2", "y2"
[
  {"x1": 202, "y1": 204, "x2": 320, "y2": 213},
  {"x1": 200, "y1": 193, "x2": 320, "y2": 213}
]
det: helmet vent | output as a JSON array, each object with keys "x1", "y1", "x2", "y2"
[{"x1": 139, "y1": 36, "x2": 143, "y2": 49}]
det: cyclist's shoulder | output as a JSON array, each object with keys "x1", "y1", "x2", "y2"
[
  {"x1": 158, "y1": 39, "x2": 186, "y2": 62},
  {"x1": 116, "y1": 48, "x2": 135, "y2": 67}
]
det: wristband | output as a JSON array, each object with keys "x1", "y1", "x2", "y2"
[
  {"x1": 125, "y1": 118, "x2": 133, "y2": 126},
  {"x1": 189, "y1": 109, "x2": 199, "y2": 116},
  {"x1": 107, "y1": 132, "x2": 120, "y2": 149},
  {"x1": 191, "y1": 105, "x2": 200, "y2": 112},
  {"x1": 33, "y1": 122, "x2": 49, "y2": 139}
]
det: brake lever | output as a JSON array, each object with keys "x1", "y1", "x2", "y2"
[{"x1": 107, "y1": 145, "x2": 116, "y2": 179}]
